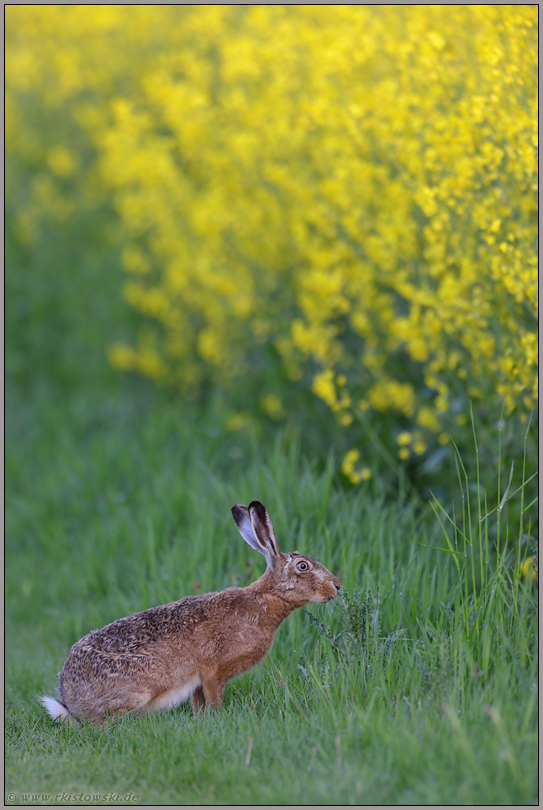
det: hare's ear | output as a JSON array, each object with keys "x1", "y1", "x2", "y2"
[
  {"x1": 248, "y1": 500, "x2": 281, "y2": 565},
  {"x1": 231, "y1": 504, "x2": 264, "y2": 555}
]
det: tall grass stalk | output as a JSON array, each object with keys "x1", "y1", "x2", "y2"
[{"x1": 429, "y1": 412, "x2": 537, "y2": 666}]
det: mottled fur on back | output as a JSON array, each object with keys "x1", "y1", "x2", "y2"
[{"x1": 41, "y1": 501, "x2": 340, "y2": 723}]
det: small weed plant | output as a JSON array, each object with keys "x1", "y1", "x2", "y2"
[{"x1": 305, "y1": 586, "x2": 407, "y2": 671}]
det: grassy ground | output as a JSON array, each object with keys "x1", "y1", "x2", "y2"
[{"x1": 5, "y1": 224, "x2": 538, "y2": 805}]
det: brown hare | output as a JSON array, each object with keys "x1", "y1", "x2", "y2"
[{"x1": 40, "y1": 500, "x2": 340, "y2": 723}]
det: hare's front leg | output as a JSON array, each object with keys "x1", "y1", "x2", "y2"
[
  {"x1": 194, "y1": 672, "x2": 226, "y2": 713},
  {"x1": 192, "y1": 686, "x2": 206, "y2": 714}
]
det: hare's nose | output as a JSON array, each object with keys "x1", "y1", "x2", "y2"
[{"x1": 333, "y1": 578, "x2": 341, "y2": 590}]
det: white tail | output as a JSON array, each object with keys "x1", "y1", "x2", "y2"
[{"x1": 39, "y1": 696, "x2": 77, "y2": 724}]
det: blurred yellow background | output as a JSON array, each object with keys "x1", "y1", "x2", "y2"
[{"x1": 6, "y1": 5, "x2": 538, "y2": 481}]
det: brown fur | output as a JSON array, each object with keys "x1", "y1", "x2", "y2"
[{"x1": 41, "y1": 501, "x2": 340, "y2": 723}]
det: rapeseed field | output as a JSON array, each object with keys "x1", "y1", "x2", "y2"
[{"x1": 6, "y1": 5, "x2": 537, "y2": 481}]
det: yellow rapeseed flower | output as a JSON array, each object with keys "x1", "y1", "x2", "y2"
[
  {"x1": 6, "y1": 5, "x2": 538, "y2": 434},
  {"x1": 521, "y1": 556, "x2": 538, "y2": 584}
]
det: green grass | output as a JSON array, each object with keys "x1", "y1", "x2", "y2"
[
  {"x1": 5, "y1": 201, "x2": 538, "y2": 805},
  {"x1": 5, "y1": 391, "x2": 538, "y2": 805}
]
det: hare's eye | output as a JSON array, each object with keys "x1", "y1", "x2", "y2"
[{"x1": 296, "y1": 561, "x2": 309, "y2": 572}]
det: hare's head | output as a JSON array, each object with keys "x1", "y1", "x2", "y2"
[{"x1": 231, "y1": 501, "x2": 340, "y2": 607}]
